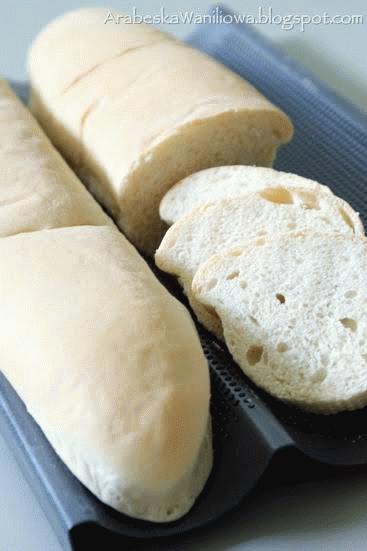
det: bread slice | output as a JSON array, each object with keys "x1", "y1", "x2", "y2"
[
  {"x1": 160, "y1": 166, "x2": 334, "y2": 225},
  {"x1": 192, "y1": 233, "x2": 367, "y2": 414},
  {"x1": 0, "y1": 225, "x2": 211, "y2": 521},
  {"x1": 155, "y1": 187, "x2": 364, "y2": 339},
  {"x1": 28, "y1": 7, "x2": 293, "y2": 254}
]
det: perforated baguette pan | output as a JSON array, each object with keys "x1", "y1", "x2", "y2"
[{"x1": 1, "y1": 5, "x2": 367, "y2": 549}]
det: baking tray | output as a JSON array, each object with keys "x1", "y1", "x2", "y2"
[{"x1": 2, "y1": 4, "x2": 367, "y2": 549}]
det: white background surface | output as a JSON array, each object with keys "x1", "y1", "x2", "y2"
[{"x1": 1, "y1": 1, "x2": 367, "y2": 550}]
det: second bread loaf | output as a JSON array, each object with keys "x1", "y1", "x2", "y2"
[{"x1": 28, "y1": 7, "x2": 293, "y2": 254}]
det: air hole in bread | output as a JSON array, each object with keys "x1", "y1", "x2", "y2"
[
  {"x1": 277, "y1": 342, "x2": 288, "y2": 353},
  {"x1": 321, "y1": 216, "x2": 331, "y2": 225},
  {"x1": 362, "y1": 354, "x2": 367, "y2": 363},
  {"x1": 276, "y1": 293, "x2": 286, "y2": 304},
  {"x1": 287, "y1": 222, "x2": 297, "y2": 230},
  {"x1": 239, "y1": 280, "x2": 247, "y2": 289},
  {"x1": 311, "y1": 368, "x2": 327, "y2": 383},
  {"x1": 166, "y1": 237, "x2": 177, "y2": 248},
  {"x1": 226, "y1": 271, "x2": 239, "y2": 280},
  {"x1": 206, "y1": 278, "x2": 218, "y2": 291},
  {"x1": 340, "y1": 318, "x2": 357, "y2": 332},
  {"x1": 249, "y1": 315, "x2": 259, "y2": 325},
  {"x1": 259, "y1": 187, "x2": 293, "y2": 205},
  {"x1": 297, "y1": 191, "x2": 319, "y2": 210},
  {"x1": 246, "y1": 345, "x2": 264, "y2": 365},
  {"x1": 257, "y1": 230, "x2": 267, "y2": 237},
  {"x1": 345, "y1": 290, "x2": 357, "y2": 299},
  {"x1": 255, "y1": 238, "x2": 267, "y2": 247},
  {"x1": 230, "y1": 250, "x2": 242, "y2": 257},
  {"x1": 339, "y1": 207, "x2": 354, "y2": 231}
]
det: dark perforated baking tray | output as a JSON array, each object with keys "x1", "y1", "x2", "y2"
[{"x1": 1, "y1": 5, "x2": 367, "y2": 549}]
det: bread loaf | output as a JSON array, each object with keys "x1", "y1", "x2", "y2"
[
  {"x1": 192, "y1": 233, "x2": 367, "y2": 414},
  {"x1": 0, "y1": 79, "x2": 110, "y2": 236},
  {"x1": 0, "y1": 226, "x2": 211, "y2": 521},
  {"x1": 28, "y1": 7, "x2": 293, "y2": 254},
  {"x1": 0, "y1": 79, "x2": 212, "y2": 521},
  {"x1": 160, "y1": 166, "x2": 334, "y2": 225},
  {"x1": 155, "y1": 187, "x2": 364, "y2": 338}
]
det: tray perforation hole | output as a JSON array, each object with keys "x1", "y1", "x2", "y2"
[{"x1": 200, "y1": 336, "x2": 256, "y2": 412}]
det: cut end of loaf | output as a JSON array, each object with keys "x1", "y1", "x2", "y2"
[{"x1": 115, "y1": 108, "x2": 293, "y2": 254}]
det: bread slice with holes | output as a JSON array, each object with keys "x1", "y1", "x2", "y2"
[
  {"x1": 155, "y1": 187, "x2": 364, "y2": 339},
  {"x1": 192, "y1": 233, "x2": 367, "y2": 414},
  {"x1": 160, "y1": 166, "x2": 335, "y2": 225}
]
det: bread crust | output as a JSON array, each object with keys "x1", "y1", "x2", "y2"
[{"x1": 0, "y1": 79, "x2": 110, "y2": 236}]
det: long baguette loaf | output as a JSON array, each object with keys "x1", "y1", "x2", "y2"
[
  {"x1": 0, "y1": 79, "x2": 110, "y2": 235},
  {"x1": 0, "y1": 80, "x2": 212, "y2": 521},
  {"x1": 0, "y1": 226, "x2": 211, "y2": 521},
  {"x1": 28, "y1": 7, "x2": 293, "y2": 254}
]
